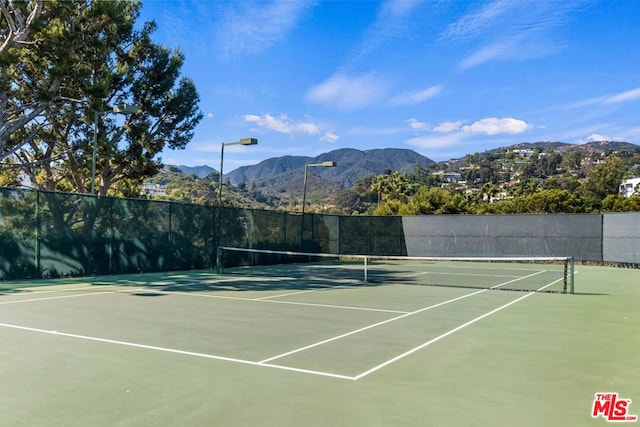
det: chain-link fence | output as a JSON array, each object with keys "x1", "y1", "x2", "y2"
[{"x1": 1, "y1": 187, "x2": 638, "y2": 280}]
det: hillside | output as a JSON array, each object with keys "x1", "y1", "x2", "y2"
[
  {"x1": 225, "y1": 148, "x2": 434, "y2": 186},
  {"x1": 158, "y1": 140, "x2": 640, "y2": 211},
  {"x1": 492, "y1": 140, "x2": 639, "y2": 155},
  {"x1": 162, "y1": 147, "x2": 432, "y2": 207},
  {"x1": 177, "y1": 165, "x2": 215, "y2": 178},
  {"x1": 172, "y1": 141, "x2": 639, "y2": 185},
  {"x1": 221, "y1": 148, "x2": 432, "y2": 202}
]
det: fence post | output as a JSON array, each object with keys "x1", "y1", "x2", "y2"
[{"x1": 35, "y1": 189, "x2": 41, "y2": 278}]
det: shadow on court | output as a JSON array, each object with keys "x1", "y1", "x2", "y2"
[
  {"x1": 67, "y1": 262, "x2": 575, "y2": 295},
  {"x1": 93, "y1": 266, "x2": 404, "y2": 294}
]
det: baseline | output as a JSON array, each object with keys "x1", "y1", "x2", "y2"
[
  {"x1": 0, "y1": 287, "x2": 544, "y2": 381},
  {"x1": 0, "y1": 321, "x2": 355, "y2": 380}
]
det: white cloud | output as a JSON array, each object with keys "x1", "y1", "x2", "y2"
[
  {"x1": 206, "y1": 113, "x2": 214, "y2": 118},
  {"x1": 602, "y1": 87, "x2": 640, "y2": 105},
  {"x1": 462, "y1": 117, "x2": 532, "y2": 135},
  {"x1": 434, "y1": 121, "x2": 463, "y2": 133},
  {"x1": 585, "y1": 133, "x2": 611, "y2": 142},
  {"x1": 216, "y1": 1, "x2": 315, "y2": 58},
  {"x1": 407, "y1": 118, "x2": 428, "y2": 130},
  {"x1": 569, "y1": 87, "x2": 640, "y2": 108},
  {"x1": 243, "y1": 113, "x2": 319, "y2": 136},
  {"x1": 406, "y1": 133, "x2": 468, "y2": 150},
  {"x1": 390, "y1": 85, "x2": 442, "y2": 106},
  {"x1": 580, "y1": 131, "x2": 627, "y2": 144},
  {"x1": 306, "y1": 73, "x2": 390, "y2": 110},
  {"x1": 442, "y1": 0, "x2": 514, "y2": 41},
  {"x1": 443, "y1": 0, "x2": 579, "y2": 70},
  {"x1": 355, "y1": 0, "x2": 423, "y2": 58},
  {"x1": 404, "y1": 116, "x2": 532, "y2": 157},
  {"x1": 321, "y1": 131, "x2": 340, "y2": 143},
  {"x1": 458, "y1": 36, "x2": 521, "y2": 70}
]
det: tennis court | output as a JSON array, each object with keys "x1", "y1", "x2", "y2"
[{"x1": 0, "y1": 256, "x2": 638, "y2": 426}]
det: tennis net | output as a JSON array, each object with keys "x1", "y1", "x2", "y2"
[{"x1": 217, "y1": 247, "x2": 574, "y2": 294}]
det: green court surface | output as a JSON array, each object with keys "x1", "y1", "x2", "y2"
[{"x1": 0, "y1": 265, "x2": 638, "y2": 426}]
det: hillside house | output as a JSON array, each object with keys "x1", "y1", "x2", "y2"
[
  {"x1": 619, "y1": 177, "x2": 640, "y2": 197},
  {"x1": 512, "y1": 149, "x2": 534, "y2": 158},
  {"x1": 142, "y1": 183, "x2": 167, "y2": 197}
]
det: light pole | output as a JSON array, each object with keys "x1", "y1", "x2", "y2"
[
  {"x1": 91, "y1": 103, "x2": 138, "y2": 194},
  {"x1": 218, "y1": 138, "x2": 258, "y2": 208},
  {"x1": 300, "y1": 161, "x2": 336, "y2": 249},
  {"x1": 217, "y1": 138, "x2": 258, "y2": 259}
]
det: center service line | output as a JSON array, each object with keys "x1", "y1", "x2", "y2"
[
  {"x1": 258, "y1": 287, "x2": 489, "y2": 364},
  {"x1": 259, "y1": 269, "x2": 546, "y2": 365},
  {"x1": 352, "y1": 291, "x2": 536, "y2": 380}
]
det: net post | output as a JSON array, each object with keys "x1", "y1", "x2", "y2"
[
  {"x1": 569, "y1": 257, "x2": 575, "y2": 294},
  {"x1": 364, "y1": 256, "x2": 368, "y2": 282}
]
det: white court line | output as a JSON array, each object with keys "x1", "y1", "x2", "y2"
[
  {"x1": 258, "y1": 298, "x2": 409, "y2": 314},
  {"x1": 351, "y1": 275, "x2": 569, "y2": 379},
  {"x1": 352, "y1": 290, "x2": 537, "y2": 380},
  {"x1": 405, "y1": 270, "x2": 521, "y2": 279},
  {"x1": 0, "y1": 288, "x2": 546, "y2": 381},
  {"x1": 14, "y1": 284, "x2": 403, "y2": 315},
  {"x1": 0, "y1": 270, "x2": 568, "y2": 380},
  {"x1": 258, "y1": 287, "x2": 488, "y2": 364},
  {"x1": 256, "y1": 289, "x2": 324, "y2": 300},
  {"x1": 0, "y1": 285, "x2": 115, "y2": 297},
  {"x1": 259, "y1": 269, "x2": 548, "y2": 364},
  {"x1": 164, "y1": 290, "x2": 410, "y2": 314},
  {"x1": 0, "y1": 291, "x2": 115, "y2": 305},
  {"x1": 0, "y1": 322, "x2": 355, "y2": 381}
]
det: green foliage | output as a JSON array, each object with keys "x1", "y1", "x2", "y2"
[
  {"x1": 602, "y1": 194, "x2": 640, "y2": 212},
  {"x1": 402, "y1": 186, "x2": 469, "y2": 214},
  {"x1": 334, "y1": 188, "x2": 367, "y2": 214},
  {"x1": 521, "y1": 151, "x2": 562, "y2": 179},
  {"x1": 0, "y1": 163, "x2": 20, "y2": 186},
  {"x1": 582, "y1": 155, "x2": 626, "y2": 210},
  {"x1": 145, "y1": 167, "x2": 277, "y2": 209},
  {"x1": 369, "y1": 171, "x2": 412, "y2": 203},
  {"x1": 560, "y1": 151, "x2": 584, "y2": 174},
  {"x1": 461, "y1": 152, "x2": 507, "y2": 184},
  {"x1": 361, "y1": 152, "x2": 637, "y2": 216},
  {"x1": 542, "y1": 175, "x2": 581, "y2": 193},
  {"x1": 372, "y1": 199, "x2": 404, "y2": 215},
  {"x1": 481, "y1": 189, "x2": 583, "y2": 214},
  {"x1": 142, "y1": 149, "x2": 639, "y2": 215},
  {"x1": 2, "y1": 0, "x2": 202, "y2": 196}
]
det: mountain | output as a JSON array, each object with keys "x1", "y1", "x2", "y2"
[
  {"x1": 226, "y1": 147, "x2": 434, "y2": 186},
  {"x1": 563, "y1": 140, "x2": 640, "y2": 154},
  {"x1": 164, "y1": 148, "x2": 433, "y2": 203},
  {"x1": 224, "y1": 155, "x2": 309, "y2": 183},
  {"x1": 492, "y1": 141, "x2": 571, "y2": 152},
  {"x1": 491, "y1": 140, "x2": 640, "y2": 155},
  {"x1": 161, "y1": 140, "x2": 639, "y2": 207},
  {"x1": 173, "y1": 141, "x2": 639, "y2": 184},
  {"x1": 175, "y1": 165, "x2": 215, "y2": 178}
]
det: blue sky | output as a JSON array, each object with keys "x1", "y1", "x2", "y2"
[{"x1": 139, "y1": 0, "x2": 640, "y2": 170}]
